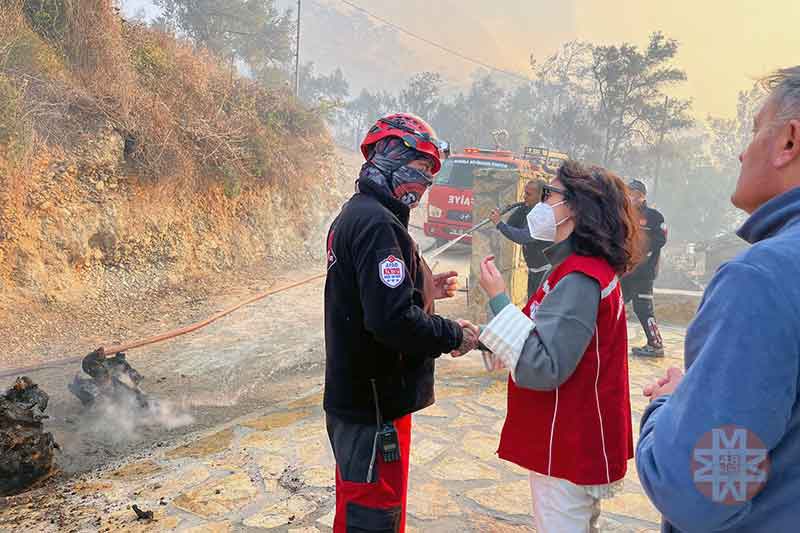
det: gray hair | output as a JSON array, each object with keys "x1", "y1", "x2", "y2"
[{"x1": 761, "y1": 66, "x2": 800, "y2": 122}]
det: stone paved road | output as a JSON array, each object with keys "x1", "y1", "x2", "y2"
[{"x1": 0, "y1": 321, "x2": 685, "y2": 533}]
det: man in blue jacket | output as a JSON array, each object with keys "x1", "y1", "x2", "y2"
[{"x1": 637, "y1": 66, "x2": 800, "y2": 532}]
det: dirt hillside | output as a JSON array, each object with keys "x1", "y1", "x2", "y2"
[{"x1": 0, "y1": 1, "x2": 356, "y2": 369}]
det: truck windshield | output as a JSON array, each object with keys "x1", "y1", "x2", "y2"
[{"x1": 434, "y1": 158, "x2": 516, "y2": 189}]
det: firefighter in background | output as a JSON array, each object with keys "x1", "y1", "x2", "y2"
[
  {"x1": 489, "y1": 179, "x2": 552, "y2": 298},
  {"x1": 622, "y1": 179, "x2": 667, "y2": 357},
  {"x1": 324, "y1": 113, "x2": 478, "y2": 533}
]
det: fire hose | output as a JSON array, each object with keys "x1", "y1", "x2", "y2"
[
  {"x1": 0, "y1": 203, "x2": 524, "y2": 380},
  {"x1": 0, "y1": 273, "x2": 326, "y2": 379},
  {"x1": 424, "y1": 201, "x2": 525, "y2": 260}
]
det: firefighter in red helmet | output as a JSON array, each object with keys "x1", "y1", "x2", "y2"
[{"x1": 324, "y1": 113, "x2": 476, "y2": 532}]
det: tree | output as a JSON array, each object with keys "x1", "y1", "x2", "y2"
[
  {"x1": 462, "y1": 74, "x2": 506, "y2": 148},
  {"x1": 299, "y1": 63, "x2": 349, "y2": 106},
  {"x1": 154, "y1": 0, "x2": 295, "y2": 82},
  {"x1": 526, "y1": 41, "x2": 598, "y2": 160},
  {"x1": 653, "y1": 135, "x2": 742, "y2": 241},
  {"x1": 502, "y1": 82, "x2": 538, "y2": 151},
  {"x1": 707, "y1": 84, "x2": 763, "y2": 177},
  {"x1": 433, "y1": 93, "x2": 471, "y2": 150},
  {"x1": 432, "y1": 73, "x2": 507, "y2": 150},
  {"x1": 342, "y1": 89, "x2": 398, "y2": 149},
  {"x1": 398, "y1": 72, "x2": 443, "y2": 122},
  {"x1": 647, "y1": 96, "x2": 694, "y2": 196},
  {"x1": 588, "y1": 32, "x2": 691, "y2": 167}
]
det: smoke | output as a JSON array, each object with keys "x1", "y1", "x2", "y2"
[{"x1": 79, "y1": 387, "x2": 194, "y2": 444}]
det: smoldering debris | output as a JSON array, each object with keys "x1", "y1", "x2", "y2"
[
  {"x1": 69, "y1": 351, "x2": 150, "y2": 409},
  {"x1": 0, "y1": 377, "x2": 59, "y2": 496},
  {"x1": 131, "y1": 504, "x2": 154, "y2": 521},
  {"x1": 69, "y1": 350, "x2": 193, "y2": 442}
]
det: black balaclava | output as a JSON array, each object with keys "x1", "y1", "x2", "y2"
[{"x1": 359, "y1": 137, "x2": 433, "y2": 206}]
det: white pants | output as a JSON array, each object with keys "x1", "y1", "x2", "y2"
[{"x1": 529, "y1": 471, "x2": 601, "y2": 533}]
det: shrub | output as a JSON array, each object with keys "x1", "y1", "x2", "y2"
[
  {"x1": 0, "y1": 0, "x2": 331, "y2": 192},
  {"x1": 23, "y1": 0, "x2": 67, "y2": 44}
]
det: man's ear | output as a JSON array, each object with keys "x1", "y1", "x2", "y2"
[{"x1": 775, "y1": 119, "x2": 800, "y2": 168}]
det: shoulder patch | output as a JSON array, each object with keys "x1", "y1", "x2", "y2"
[{"x1": 379, "y1": 255, "x2": 405, "y2": 288}]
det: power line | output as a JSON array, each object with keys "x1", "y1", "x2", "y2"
[{"x1": 315, "y1": 0, "x2": 532, "y2": 84}]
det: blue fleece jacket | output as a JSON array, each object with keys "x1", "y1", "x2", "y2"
[{"x1": 636, "y1": 187, "x2": 800, "y2": 532}]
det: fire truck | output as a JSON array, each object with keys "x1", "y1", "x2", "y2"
[{"x1": 423, "y1": 146, "x2": 567, "y2": 246}]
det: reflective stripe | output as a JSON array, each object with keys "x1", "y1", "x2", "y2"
[
  {"x1": 529, "y1": 265, "x2": 551, "y2": 273},
  {"x1": 600, "y1": 276, "x2": 619, "y2": 300},
  {"x1": 547, "y1": 387, "x2": 558, "y2": 476},
  {"x1": 637, "y1": 293, "x2": 654, "y2": 300}
]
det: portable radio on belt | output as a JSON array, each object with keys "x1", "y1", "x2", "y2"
[
  {"x1": 378, "y1": 423, "x2": 401, "y2": 463},
  {"x1": 370, "y1": 379, "x2": 400, "y2": 464}
]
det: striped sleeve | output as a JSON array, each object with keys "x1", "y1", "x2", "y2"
[{"x1": 478, "y1": 304, "x2": 534, "y2": 380}]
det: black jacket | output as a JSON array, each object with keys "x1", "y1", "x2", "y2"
[
  {"x1": 629, "y1": 204, "x2": 667, "y2": 281},
  {"x1": 506, "y1": 205, "x2": 550, "y2": 269},
  {"x1": 323, "y1": 178, "x2": 463, "y2": 424}
]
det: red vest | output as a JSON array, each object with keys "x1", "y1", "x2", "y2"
[{"x1": 497, "y1": 254, "x2": 633, "y2": 485}]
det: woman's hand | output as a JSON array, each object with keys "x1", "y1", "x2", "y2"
[
  {"x1": 481, "y1": 351, "x2": 506, "y2": 371},
  {"x1": 479, "y1": 255, "x2": 506, "y2": 299}
]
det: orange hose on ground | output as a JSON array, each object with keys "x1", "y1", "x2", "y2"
[{"x1": 0, "y1": 273, "x2": 327, "y2": 380}]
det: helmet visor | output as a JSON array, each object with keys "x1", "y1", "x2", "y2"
[{"x1": 380, "y1": 118, "x2": 450, "y2": 163}]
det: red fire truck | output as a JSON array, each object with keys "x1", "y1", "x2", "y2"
[{"x1": 424, "y1": 146, "x2": 566, "y2": 246}]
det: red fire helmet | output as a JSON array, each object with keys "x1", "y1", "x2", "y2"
[{"x1": 360, "y1": 113, "x2": 450, "y2": 174}]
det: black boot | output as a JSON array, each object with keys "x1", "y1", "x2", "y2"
[{"x1": 632, "y1": 344, "x2": 665, "y2": 357}]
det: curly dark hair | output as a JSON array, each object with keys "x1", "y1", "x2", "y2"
[{"x1": 556, "y1": 160, "x2": 644, "y2": 275}]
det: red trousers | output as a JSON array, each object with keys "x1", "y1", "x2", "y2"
[{"x1": 328, "y1": 414, "x2": 412, "y2": 533}]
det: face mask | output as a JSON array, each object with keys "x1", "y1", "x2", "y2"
[
  {"x1": 527, "y1": 200, "x2": 569, "y2": 242},
  {"x1": 391, "y1": 165, "x2": 432, "y2": 207}
]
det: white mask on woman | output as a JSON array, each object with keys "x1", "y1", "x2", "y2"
[{"x1": 527, "y1": 201, "x2": 569, "y2": 242}]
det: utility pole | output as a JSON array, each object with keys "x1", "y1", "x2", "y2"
[{"x1": 294, "y1": 0, "x2": 301, "y2": 97}]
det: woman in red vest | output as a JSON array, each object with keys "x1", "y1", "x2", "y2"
[{"x1": 475, "y1": 161, "x2": 643, "y2": 532}]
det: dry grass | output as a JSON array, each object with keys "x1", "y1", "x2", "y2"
[
  {"x1": 0, "y1": 0, "x2": 327, "y2": 191},
  {"x1": 0, "y1": 0, "x2": 338, "y2": 333}
]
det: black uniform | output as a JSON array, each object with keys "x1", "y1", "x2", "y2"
[
  {"x1": 324, "y1": 178, "x2": 463, "y2": 424},
  {"x1": 505, "y1": 205, "x2": 551, "y2": 298},
  {"x1": 324, "y1": 179, "x2": 464, "y2": 530},
  {"x1": 621, "y1": 204, "x2": 667, "y2": 348}
]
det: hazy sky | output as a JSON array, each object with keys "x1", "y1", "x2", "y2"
[
  {"x1": 121, "y1": 0, "x2": 798, "y2": 119},
  {"x1": 368, "y1": 0, "x2": 797, "y2": 119},
  {"x1": 573, "y1": 0, "x2": 799, "y2": 119}
]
